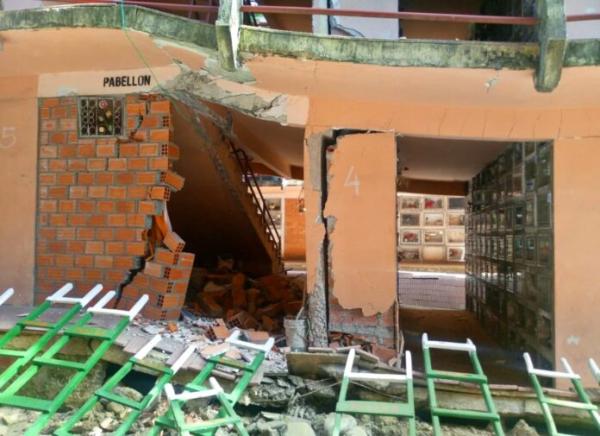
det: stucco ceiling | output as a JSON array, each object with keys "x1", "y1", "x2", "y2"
[{"x1": 397, "y1": 136, "x2": 510, "y2": 181}]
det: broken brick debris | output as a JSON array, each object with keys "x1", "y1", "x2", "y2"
[{"x1": 186, "y1": 269, "x2": 306, "y2": 334}]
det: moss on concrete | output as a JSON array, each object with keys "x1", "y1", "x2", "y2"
[
  {"x1": 564, "y1": 39, "x2": 600, "y2": 66},
  {"x1": 0, "y1": 4, "x2": 217, "y2": 49},
  {"x1": 239, "y1": 26, "x2": 539, "y2": 69}
]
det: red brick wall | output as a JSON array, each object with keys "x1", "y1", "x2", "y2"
[
  {"x1": 283, "y1": 198, "x2": 306, "y2": 261},
  {"x1": 36, "y1": 94, "x2": 185, "y2": 307}
]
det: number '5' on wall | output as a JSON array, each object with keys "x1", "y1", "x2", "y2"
[{"x1": 0, "y1": 127, "x2": 16, "y2": 149}]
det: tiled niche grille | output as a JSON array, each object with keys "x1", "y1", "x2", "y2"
[
  {"x1": 466, "y1": 142, "x2": 554, "y2": 369},
  {"x1": 78, "y1": 97, "x2": 124, "y2": 137}
]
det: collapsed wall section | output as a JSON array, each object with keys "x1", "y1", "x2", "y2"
[{"x1": 35, "y1": 95, "x2": 191, "y2": 318}]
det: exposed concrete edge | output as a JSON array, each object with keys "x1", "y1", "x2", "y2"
[
  {"x1": 0, "y1": 4, "x2": 217, "y2": 50},
  {"x1": 535, "y1": 0, "x2": 566, "y2": 92},
  {"x1": 564, "y1": 39, "x2": 600, "y2": 66},
  {"x1": 239, "y1": 26, "x2": 539, "y2": 69}
]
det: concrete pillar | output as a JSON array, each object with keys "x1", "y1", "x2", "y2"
[{"x1": 312, "y1": 0, "x2": 329, "y2": 35}]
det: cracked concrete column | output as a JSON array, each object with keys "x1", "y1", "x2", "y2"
[{"x1": 304, "y1": 127, "x2": 330, "y2": 347}]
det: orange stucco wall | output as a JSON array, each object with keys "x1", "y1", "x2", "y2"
[
  {"x1": 324, "y1": 132, "x2": 398, "y2": 316},
  {"x1": 0, "y1": 77, "x2": 39, "y2": 304},
  {"x1": 554, "y1": 138, "x2": 600, "y2": 386}
]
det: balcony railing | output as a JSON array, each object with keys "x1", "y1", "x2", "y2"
[{"x1": 21, "y1": 1, "x2": 600, "y2": 41}]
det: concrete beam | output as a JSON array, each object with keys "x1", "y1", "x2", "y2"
[
  {"x1": 535, "y1": 0, "x2": 566, "y2": 92},
  {"x1": 239, "y1": 26, "x2": 538, "y2": 69},
  {"x1": 0, "y1": 4, "x2": 217, "y2": 49},
  {"x1": 216, "y1": 0, "x2": 242, "y2": 71}
]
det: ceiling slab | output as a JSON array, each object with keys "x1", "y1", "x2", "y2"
[{"x1": 398, "y1": 136, "x2": 510, "y2": 181}]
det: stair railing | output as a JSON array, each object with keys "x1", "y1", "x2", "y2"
[{"x1": 228, "y1": 142, "x2": 282, "y2": 261}]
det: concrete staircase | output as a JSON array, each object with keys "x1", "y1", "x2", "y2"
[{"x1": 169, "y1": 101, "x2": 283, "y2": 276}]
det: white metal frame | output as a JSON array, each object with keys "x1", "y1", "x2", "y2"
[
  {"x1": 343, "y1": 348, "x2": 412, "y2": 382},
  {"x1": 47, "y1": 283, "x2": 104, "y2": 308},
  {"x1": 422, "y1": 333, "x2": 476, "y2": 353},
  {"x1": 87, "y1": 291, "x2": 148, "y2": 320},
  {"x1": 0, "y1": 288, "x2": 14, "y2": 307}
]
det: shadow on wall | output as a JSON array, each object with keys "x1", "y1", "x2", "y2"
[{"x1": 167, "y1": 102, "x2": 273, "y2": 277}]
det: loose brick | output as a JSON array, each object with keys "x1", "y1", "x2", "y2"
[
  {"x1": 78, "y1": 144, "x2": 95, "y2": 158},
  {"x1": 78, "y1": 173, "x2": 94, "y2": 185},
  {"x1": 161, "y1": 143, "x2": 180, "y2": 160},
  {"x1": 150, "y1": 100, "x2": 170, "y2": 114},
  {"x1": 50, "y1": 106, "x2": 67, "y2": 118},
  {"x1": 95, "y1": 172, "x2": 114, "y2": 185},
  {"x1": 178, "y1": 252, "x2": 195, "y2": 267},
  {"x1": 160, "y1": 170, "x2": 185, "y2": 191},
  {"x1": 95, "y1": 228, "x2": 114, "y2": 241},
  {"x1": 48, "y1": 159, "x2": 67, "y2": 172},
  {"x1": 150, "y1": 157, "x2": 170, "y2": 171},
  {"x1": 97, "y1": 201, "x2": 115, "y2": 213},
  {"x1": 40, "y1": 146, "x2": 58, "y2": 159},
  {"x1": 68, "y1": 214, "x2": 87, "y2": 226},
  {"x1": 155, "y1": 248, "x2": 178, "y2": 265},
  {"x1": 78, "y1": 200, "x2": 95, "y2": 213},
  {"x1": 115, "y1": 172, "x2": 135, "y2": 185},
  {"x1": 88, "y1": 186, "x2": 107, "y2": 198},
  {"x1": 95, "y1": 256, "x2": 114, "y2": 269},
  {"x1": 75, "y1": 255, "x2": 94, "y2": 268},
  {"x1": 85, "y1": 241, "x2": 104, "y2": 255},
  {"x1": 128, "y1": 186, "x2": 148, "y2": 199},
  {"x1": 108, "y1": 186, "x2": 127, "y2": 199},
  {"x1": 57, "y1": 173, "x2": 76, "y2": 185},
  {"x1": 97, "y1": 144, "x2": 116, "y2": 157},
  {"x1": 163, "y1": 232, "x2": 185, "y2": 253},
  {"x1": 136, "y1": 171, "x2": 159, "y2": 185},
  {"x1": 114, "y1": 228, "x2": 137, "y2": 241},
  {"x1": 119, "y1": 143, "x2": 138, "y2": 157},
  {"x1": 39, "y1": 174, "x2": 56, "y2": 186},
  {"x1": 149, "y1": 186, "x2": 171, "y2": 201},
  {"x1": 115, "y1": 201, "x2": 136, "y2": 213},
  {"x1": 50, "y1": 132, "x2": 68, "y2": 145},
  {"x1": 127, "y1": 157, "x2": 147, "y2": 171},
  {"x1": 108, "y1": 158, "x2": 127, "y2": 171},
  {"x1": 107, "y1": 214, "x2": 127, "y2": 227},
  {"x1": 87, "y1": 158, "x2": 107, "y2": 171},
  {"x1": 106, "y1": 241, "x2": 125, "y2": 255},
  {"x1": 58, "y1": 200, "x2": 76, "y2": 213},
  {"x1": 126, "y1": 241, "x2": 147, "y2": 256},
  {"x1": 139, "y1": 200, "x2": 163, "y2": 215},
  {"x1": 77, "y1": 228, "x2": 95, "y2": 240},
  {"x1": 68, "y1": 159, "x2": 87, "y2": 171},
  {"x1": 139, "y1": 144, "x2": 159, "y2": 157},
  {"x1": 144, "y1": 261, "x2": 166, "y2": 278},
  {"x1": 66, "y1": 241, "x2": 85, "y2": 253},
  {"x1": 56, "y1": 228, "x2": 76, "y2": 241},
  {"x1": 58, "y1": 118, "x2": 77, "y2": 131},
  {"x1": 40, "y1": 200, "x2": 57, "y2": 213}
]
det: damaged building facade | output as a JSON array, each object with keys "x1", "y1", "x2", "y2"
[{"x1": 0, "y1": 0, "x2": 600, "y2": 410}]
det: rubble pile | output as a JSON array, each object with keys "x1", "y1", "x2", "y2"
[{"x1": 185, "y1": 268, "x2": 306, "y2": 335}]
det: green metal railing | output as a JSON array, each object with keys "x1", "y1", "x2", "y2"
[
  {"x1": 150, "y1": 329, "x2": 274, "y2": 435},
  {"x1": 55, "y1": 334, "x2": 196, "y2": 436},
  {"x1": 422, "y1": 334, "x2": 504, "y2": 436},
  {"x1": 0, "y1": 291, "x2": 148, "y2": 436},
  {"x1": 0, "y1": 283, "x2": 103, "y2": 392},
  {"x1": 333, "y1": 348, "x2": 415, "y2": 436},
  {"x1": 524, "y1": 353, "x2": 600, "y2": 436}
]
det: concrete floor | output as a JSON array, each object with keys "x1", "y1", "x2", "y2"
[{"x1": 400, "y1": 307, "x2": 529, "y2": 386}]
